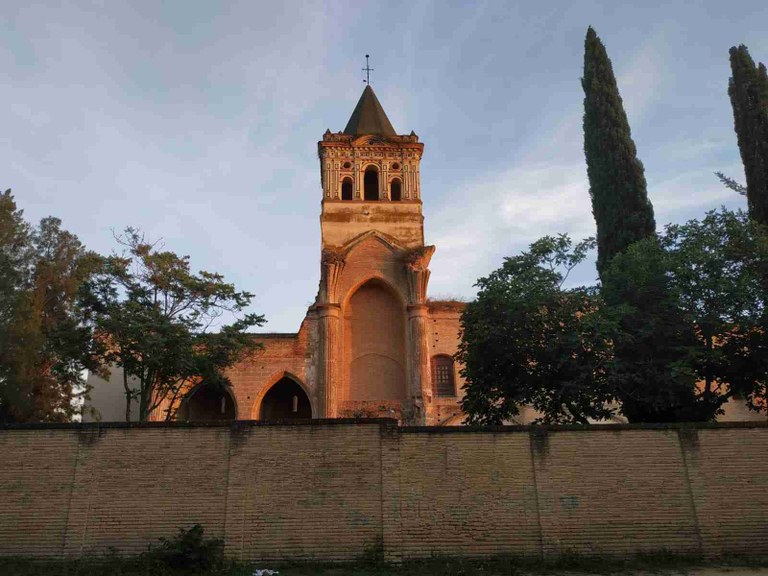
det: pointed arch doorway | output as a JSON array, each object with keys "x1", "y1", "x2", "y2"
[
  {"x1": 258, "y1": 376, "x2": 312, "y2": 420},
  {"x1": 177, "y1": 383, "x2": 237, "y2": 422}
]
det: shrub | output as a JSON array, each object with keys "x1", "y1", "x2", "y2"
[{"x1": 147, "y1": 524, "x2": 224, "y2": 572}]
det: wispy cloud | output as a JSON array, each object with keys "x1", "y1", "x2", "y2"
[
  {"x1": 428, "y1": 160, "x2": 593, "y2": 297},
  {"x1": 616, "y1": 26, "x2": 669, "y2": 125},
  {"x1": 3, "y1": 0, "x2": 766, "y2": 329}
]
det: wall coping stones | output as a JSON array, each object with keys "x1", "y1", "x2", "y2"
[{"x1": 1, "y1": 418, "x2": 765, "y2": 432}]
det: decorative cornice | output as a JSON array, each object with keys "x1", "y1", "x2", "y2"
[
  {"x1": 404, "y1": 245, "x2": 435, "y2": 304},
  {"x1": 320, "y1": 249, "x2": 346, "y2": 304},
  {"x1": 321, "y1": 248, "x2": 345, "y2": 266},
  {"x1": 404, "y1": 245, "x2": 435, "y2": 271}
]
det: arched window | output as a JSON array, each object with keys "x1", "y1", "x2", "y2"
[
  {"x1": 341, "y1": 177, "x2": 353, "y2": 200},
  {"x1": 432, "y1": 355, "x2": 456, "y2": 397},
  {"x1": 390, "y1": 178, "x2": 402, "y2": 201},
  {"x1": 364, "y1": 167, "x2": 379, "y2": 201}
]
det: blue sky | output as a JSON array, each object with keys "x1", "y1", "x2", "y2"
[{"x1": 3, "y1": 1, "x2": 767, "y2": 331}]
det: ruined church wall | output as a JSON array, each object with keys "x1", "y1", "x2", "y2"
[
  {"x1": 227, "y1": 317, "x2": 317, "y2": 419},
  {"x1": 1, "y1": 421, "x2": 767, "y2": 562},
  {"x1": 426, "y1": 305, "x2": 466, "y2": 425}
]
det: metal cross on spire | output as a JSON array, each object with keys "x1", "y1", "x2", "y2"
[{"x1": 362, "y1": 54, "x2": 374, "y2": 85}]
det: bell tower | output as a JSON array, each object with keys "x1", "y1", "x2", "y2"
[
  {"x1": 318, "y1": 85, "x2": 425, "y2": 250},
  {"x1": 314, "y1": 85, "x2": 437, "y2": 425}
]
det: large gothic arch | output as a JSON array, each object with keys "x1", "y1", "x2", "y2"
[{"x1": 343, "y1": 278, "x2": 407, "y2": 402}]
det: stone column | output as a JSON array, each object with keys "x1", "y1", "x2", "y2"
[
  {"x1": 406, "y1": 303, "x2": 432, "y2": 424},
  {"x1": 317, "y1": 249, "x2": 345, "y2": 418},
  {"x1": 316, "y1": 303, "x2": 341, "y2": 418},
  {"x1": 355, "y1": 163, "x2": 361, "y2": 199},
  {"x1": 323, "y1": 160, "x2": 331, "y2": 198},
  {"x1": 404, "y1": 246, "x2": 436, "y2": 425},
  {"x1": 382, "y1": 161, "x2": 389, "y2": 200}
]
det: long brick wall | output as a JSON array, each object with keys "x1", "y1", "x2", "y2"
[{"x1": 1, "y1": 420, "x2": 766, "y2": 561}]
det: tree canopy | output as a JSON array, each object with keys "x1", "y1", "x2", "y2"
[
  {"x1": 460, "y1": 210, "x2": 768, "y2": 424},
  {"x1": 0, "y1": 190, "x2": 100, "y2": 423},
  {"x1": 81, "y1": 229, "x2": 265, "y2": 421},
  {"x1": 458, "y1": 235, "x2": 615, "y2": 425}
]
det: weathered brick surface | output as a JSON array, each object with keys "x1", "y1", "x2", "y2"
[
  {"x1": 426, "y1": 306, "x2": 466, "y2": 425},
  {"x1": 532, "y1": 429, "x2": 700, "y2": 556},
  {"x1": 63, "y1": 427, "x2": 230, "y2": 557},
  {"x1": 397, "y1": 431, "x2": 540, "y2": 557},
  {"x1": 224, "y1": 423, "x2": 383, "y2": 561},
  {"x1": 1, "y1": 422, "x2": 767, "y2": 561},
  {"x1": 0, "y1": 430, "x2": 78, "y2": 557},
  {"x1": 685, "y1": 427, "x2": 768, "y2": 555}
]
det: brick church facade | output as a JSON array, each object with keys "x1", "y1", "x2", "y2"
[
  {"x1": 87, "y1": 86, "x2": 467, "y2": 426},
  {"x1": 85, "y1": 86, "x2": 764, "y2": 426}
]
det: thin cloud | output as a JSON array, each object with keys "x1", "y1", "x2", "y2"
[
  {"x1": 616, "y1": 26, "x2": 669, "y2": 125},
  {"x1": 3, "y1": 1, "x2": 765, "y2": 329}
]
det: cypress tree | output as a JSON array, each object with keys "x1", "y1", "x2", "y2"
[
  {"x1": 582, "y1": 28, "x2": 702, "y2": 423},
  {"x1": 728, "y1": 45, "x2": 768, "y2": 226},
  {"x1": 582, "y1": 27, "x2": 656, "y2": 276}
]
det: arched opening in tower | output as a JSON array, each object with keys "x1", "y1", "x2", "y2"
[
  {"x1": 341, "y1": 177, "x2": 353, "y2": 200},
  {"x1": 345, "y1": 279, "x2": 407, "y2": 401},
  {"x1": 259, "y1": 377, "x2": 312, "y2": 420},
  {"x1": 364, "y1": 167, "x2": 379, "y2": 201},
  {"x1": 390, "y1": 178, "x2": 402, "y2": 201},
  {"x1": 177, "y1": 383, "x2": 237, "y2": 422}
]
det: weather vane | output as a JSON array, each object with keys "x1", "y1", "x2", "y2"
[{"x1": 362, "y1": 54, "x2": 373, "y2": 85}]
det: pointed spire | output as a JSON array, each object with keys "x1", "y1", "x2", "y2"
[{"x1": 343, "y1": 85, "x2": 397, "y2": 136}]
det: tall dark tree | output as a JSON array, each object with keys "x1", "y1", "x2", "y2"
[
  {"x1": 582, "y1": 28, "x2": 699, "y2": 422},
  {"x1": 0, "y1": 190, "x2": 31, "y2": 421},
  {"x1": 582, "y1": 27, "x2": 656, "y2": 276},
  {"x1": 0, "y1": 190, "x2": 29, "y2": 330},
  {"x1": 0, "y1": 191, "x2": 99, "y2": 422},
  {"x1": 727, "y1": 45, "x2": 768, "y2": 226}
]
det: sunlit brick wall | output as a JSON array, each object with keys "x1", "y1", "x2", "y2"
[{"x1": 1, "y1": 421, "x2": 766, "y2": 562}]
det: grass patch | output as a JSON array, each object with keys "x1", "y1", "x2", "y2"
[
  {"x1": 276, "y1": 552, "x2": 768, "y2": 575},
  {"x1": 0, "y1": 555, "x2": 250, "y2": 576},
  {"x1": 2, "y1": 552, "x2": 768, "y2": 576}
]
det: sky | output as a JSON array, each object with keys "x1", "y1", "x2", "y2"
[{"x1": 3, "y1": 0, "x2": 768, "y2": 331}]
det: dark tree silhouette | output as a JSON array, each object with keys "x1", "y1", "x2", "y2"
[
  {"x1": 582, "y1": 26, "x2": 656, "y2": 276},
  {"x1": 727, "y1": 45, "x2": 768, "y2": 225}
]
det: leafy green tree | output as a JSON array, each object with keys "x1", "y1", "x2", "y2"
[
  {"x1": 458, "y1": 235, "x2": 615, "y2": 425},
  {"x1": 0, "y1": 190, "x2": 30, "y2": 421},
  {"x1": 603, "y1": 209, "x2": 768, "y2": 421},
  {"x1": 661, "y1": 209, "x2": 768, "y2": 415},
  {"x1": 461, "y1": 210, "x2": 768, "y2": 425},
  {"x1": 82, "y1": 229, "x2": 264, "y2": 421},
  {"x1": 0, "y1": 190, "x2": 99, "y2": 422},
  {"x1": 601, "y1": 241, "x2": 704, "y2": 422},
  {"x1": 582, "y1": 27, "x2": 656, "y2": 276},
  {"x1": 0, "y1": 190, "x2": 29, "y2": 334},
  {"x1": 727, "y1": 45, "x2": 768, "y2": 225}
]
